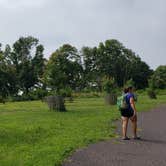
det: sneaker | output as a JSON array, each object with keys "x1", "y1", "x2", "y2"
[
  {"x1": 122, "y1": 137, "x2": 130, "y2": 140},
  {"x1": 133, "y1": 136, "x2": 141, "y2": 140}
]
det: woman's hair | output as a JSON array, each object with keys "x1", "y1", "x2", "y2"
[{"x1": 123, "y1": 86, "x2": 133, "y2": 93}]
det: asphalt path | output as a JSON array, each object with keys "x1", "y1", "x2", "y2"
[{"x1": 63, "y1": 105, "x2": 166, "y2": 166}]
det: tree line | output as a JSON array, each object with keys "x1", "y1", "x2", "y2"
[{"x1": 0, "y1": 36, "x2": 165, "y2": 101}]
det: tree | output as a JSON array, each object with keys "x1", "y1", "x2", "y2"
[
  {"x1": 128, "y1": 56, "x2": 153, "y2": 89},
  {"x1": 7, "y1": 36, "x2": 45, "y2": 95},
  {"x1": 96, "y1": 40, "x2": 152, "y2": 89},
  {"x1": 45, "y1": 44, "x2": 83, "y2": 92},
  {"x1": 81, "y1": 40, "x2": 127, "y2": 91},
  {"x1": 150, "y1": 65, "x2": 166, "y2": 89},
  {"x1": 81, "y1": 39, "x2": 152, "y2": 90},
  {"x1": 0, "y1": 45, "x2": 17, "y2": 99},
  {"x1": 81, "y1": 46, "x2": 103, "y2": 91},
  {"x1": 0, "y1": 37, "x2": 155, "y2": 101},
  {"x1": 32, "y1": 44, "x2": 46, "y2": 87},
  {"x1": 97, "y1": 40, "x2": 130, "y2": 87}
]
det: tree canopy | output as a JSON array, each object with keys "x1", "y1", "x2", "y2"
[
  {"x1": 149, "y1": 65, "x2": 166, "y2": 89},
  {"x1": 0, "y1": 36, "x2": 159, "y2": 100}
]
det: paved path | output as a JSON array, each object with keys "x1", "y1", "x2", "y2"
[{"x1": 63, "y1": 105, "x2": 166, "y2": 166}]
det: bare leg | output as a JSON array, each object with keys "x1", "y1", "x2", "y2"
[
  {"x1": 121, "y1": 117, "x2": 129, "y2": 138},
  {"x1": 130, "y1": 115, "x2": 137, "y2": 138}
]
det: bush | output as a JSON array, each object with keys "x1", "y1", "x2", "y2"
[
  {"x1": 103, "y1": 78, "x2": 116, "y2": 94},
  {"x1": 10, "y1": 89, "x2": 48, "y2": 102},
  {"x1": 147, "y1": 88, "x2": 157, "y2": 99},
  {"x1": 11, "y1": 94, "x2": 33, "y2": 102},
  {"x1": 0, "y1": 96, "x2": 5, "y2": 104},
  {"x1": 33, "y1": 88, "x2": 48, "y2": 100},
  {"x1": 125, "y1": 79, "x2": 135, "y2": 88},
  {"x1": 58, "y1": 87, "x2": 72, "y2": 98}
]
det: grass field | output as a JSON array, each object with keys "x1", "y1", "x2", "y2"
[{"x1": 0, "y1": 95, "x2": 166, "y2": 166}]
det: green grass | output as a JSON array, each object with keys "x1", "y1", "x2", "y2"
[{"x1": 0, "y1": 95, "x2": 166, "y2": 166}]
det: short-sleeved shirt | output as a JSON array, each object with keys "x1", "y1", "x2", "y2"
[
  {"x1": 120, "y1": 92, "x2": 135, "y2": 117},
  {"x1": 126, "y1": 92, "x2": 134, "y2": 111}
]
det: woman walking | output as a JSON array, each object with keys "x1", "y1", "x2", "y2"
[{"x1": 120, "y1": 86, "x2": 140, "y2": 140}]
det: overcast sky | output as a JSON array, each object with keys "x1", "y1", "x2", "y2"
[{"x1": 0, "y1": 0, "x2": 166, "y2": 69}]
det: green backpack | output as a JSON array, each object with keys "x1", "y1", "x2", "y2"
[{"x1": 117, "y1": 94, "x2": 129, "y2": 110}]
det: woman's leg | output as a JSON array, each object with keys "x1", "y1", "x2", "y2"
[
  {"x1": 121, "y1": 117, "x2": 129, "y2": 138},
  {"x1": 130, "y1": 115, "x2": 137, "y2": 138}
]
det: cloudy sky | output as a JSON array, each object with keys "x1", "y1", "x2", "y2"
[{"x1": 0, "y1": 0, "x2": 166, "y2": 69}]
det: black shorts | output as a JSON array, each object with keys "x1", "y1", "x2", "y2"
[{"x1": 120, "y1": 108, "x2": 134, "y2": 118}]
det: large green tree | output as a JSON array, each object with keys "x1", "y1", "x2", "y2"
[
  {"x1": 32, "y1": 44, "x2": 46, "y2": 87},
  {"x1": 7, "y1": 36, "x2": 45, "y2": 94},
  {"x1": 129, "y1": 56, "x2": 152, "y2": 89},
  {"x1": 81, "y1": 46, "x2": 103, "y2": 91},
  {"x1": 0, "y1": 44, "x2": 17, "y2": 98},
  {"x1": 0, "y1": 37, "x2": 155, "y2": 100},
  {"x1": 97, "y1": 40, "x2": 128, "y2": 87},
  {"x1": 150, "y1": 65, "x2": 166, "y2": 89},
  {"x1": 45, "y1": 44, "x2": 83, "y2": 92},
  {"x1": 82, "y1": 39, "x2": 152, "y2": 89}
]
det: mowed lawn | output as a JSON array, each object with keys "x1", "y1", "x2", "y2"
[{"x1": 0, "y1": 95, "x2": 166, "y2": 166}]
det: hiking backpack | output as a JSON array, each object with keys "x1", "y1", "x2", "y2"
[{"x1": 117, "y1": 94, "x2": 129, "y2": 110}]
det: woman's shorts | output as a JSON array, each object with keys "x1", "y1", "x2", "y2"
[{"x1": 120, "y1": 108, "x2": 134, "y2": 118}]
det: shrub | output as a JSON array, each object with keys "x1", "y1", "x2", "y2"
[
  {"x1": 0, "y1": 96, "x2": 5, "y2": 104},
  {"x1": 59, "y1": 87, "x2": 72, "y2": 98},
  {"x1": 125, "y1": 79, "x2": 135, "y2": 88},
  {"x1": 33, "y1": 88, "x2": 48, "y2": 100},
  {"x1": 147, "y1": 88, "x2": 157, "y2": 99},
  {"x1": 103, "y1": 78, "x2": 117, "y2": 93}
]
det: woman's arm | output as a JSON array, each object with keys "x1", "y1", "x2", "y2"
[{"x1": 130, "y1": 97, "x2": 137, "y2": 116}]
